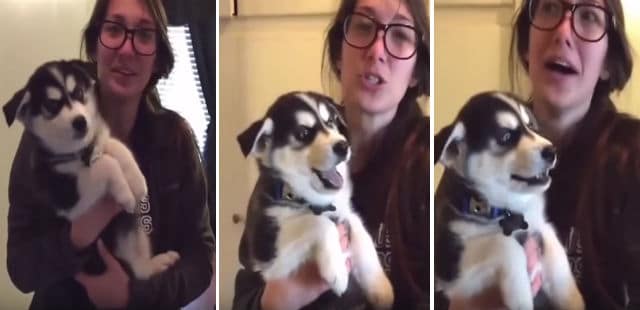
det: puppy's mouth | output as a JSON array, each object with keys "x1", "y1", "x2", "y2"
[
  {"x1": 312, "y1": 167, "x2": 343, "y2": 190},
  {"x1": 72, "y1": 132, "x2": 87, "y2": 140},
  {"x1": 511, "y1": 172, "x2": 550, "y2": 186}
]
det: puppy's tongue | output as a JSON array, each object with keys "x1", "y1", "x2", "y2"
[{"x1": 316, "y1": 168, "x2": 343, "y2": 189}]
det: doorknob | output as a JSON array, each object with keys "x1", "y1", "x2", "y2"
[{"x1": 232, "y1": 213, "x2": 244, "y2": 224}]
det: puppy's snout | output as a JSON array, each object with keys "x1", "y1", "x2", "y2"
[
  {"x1": 72, "y1": 116, "x2": 87, "y2": 135},
  {"x1": 541, "y1": 146, "x2": 557, "y2": 164},
  {"x1": 333, "y1": 140, "x2": 349, "y2": 159}
]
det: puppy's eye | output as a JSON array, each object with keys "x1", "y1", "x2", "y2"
[
  {"x1": 294, "y1": 126, "x2": 313, "y2": 141},
  {"x1": 526, "y1": 120, "x2": 539, "y2": 132},
  {"x1": 325, "y1": 114, "x2": 336, "y2": 127},
  {"x1": 71, "y1": 88, "x2": 84, "y2": 100},
  {"x1": 496, "y1": 128, "x2": 520, "y2": 146}
]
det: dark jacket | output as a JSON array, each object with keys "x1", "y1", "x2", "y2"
[
  {"x1": 232, "y1": 100, "x2": 429, "y2": 310},
  {"x1": 6, "y1": 92, "x2": 215, "y2": 309},
  {"x1": 434, "y1": 98, "x2": 640, "y2": 309},
  {"x1": 544, "y1": 98, "x2": 640, "y2": 309}
]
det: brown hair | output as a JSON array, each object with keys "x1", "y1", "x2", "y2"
[
  {"x1": 80, "y1": 0, "x2": 174, "y2": 92},
  {"x1": 323, "y1": 0, "x2": 429, "y2": 101},
  {"x1": 509, "y1": 0, "x2": 633, "y2": 100},
  {"x1": 323, "y1": 0, "x2": 429, "y2": 304},
  {"x1": 510, "y1": 1, "x2": 634, "y2": 306}
]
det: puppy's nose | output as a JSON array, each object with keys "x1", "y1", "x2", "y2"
[
  {"x1": 541, "y1": 146, "x2": 557, "y2": 163},
  {"x1": 72, "y1": 116, "x2": 87, "y2": 134},
  {"x1": 333, "y1": 140, "x2": 349, "y2": 158}
]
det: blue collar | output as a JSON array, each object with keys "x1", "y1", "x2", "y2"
[
  {"x1": 444, "y1": 174, "x2": 529, "y2": 236},
  {"x1": 454, "y1": 195, "x2": 511, "y2": 220}
]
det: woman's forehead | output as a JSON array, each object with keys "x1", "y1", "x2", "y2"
[
  {"x1": 354, "y1": 0, "x2": 415, "y2": 24},
  {"x1": 105, "y1": 0, "x2": 155, "y2": 27}
]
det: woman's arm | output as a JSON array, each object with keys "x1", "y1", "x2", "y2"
[{"x1": 127, "y1": 126, "x2": 215, "y2": 309}]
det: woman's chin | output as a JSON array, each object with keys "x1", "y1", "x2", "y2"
[
  {"x1": 106, "y1": 80, "x2": 143, "y2": 100},
  {"x1": 346, "y1": 94, "x2": 396, "y2": 116}
]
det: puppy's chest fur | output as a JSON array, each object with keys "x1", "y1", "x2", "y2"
[
  {"x1": 244, "y1": 173, "x2": 352, "y2": 268},
  {"x1": 32, "y1": 129, "x2": 108, "y2": 213},
  {"x1": 436, "y1": 187, "x2": 547, "y2": 287}
]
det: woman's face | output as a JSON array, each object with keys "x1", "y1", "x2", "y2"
[
  {"x1": 96, "y1": 0, "x2": 157, "y2": 102},
  {"x1": 526, "y1": 0, "x2": 610, "y2": 113},
  {"x1": 339, "y1": 0, "x2": 419, "y2": 117}
]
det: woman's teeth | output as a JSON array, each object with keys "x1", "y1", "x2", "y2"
[{"x1": 364, "y1": 74, "x2": 382, "y2": 85}]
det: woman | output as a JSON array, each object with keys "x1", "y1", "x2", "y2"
[
  {"x1": 440, "y1": 0, "x2": 638, "y2": 308},
  {"x1": 6, "y1": 0, "x2": 214, "y2": 308},
  {"x1": 232, "y1": 0, "x2": 429, "y2": 309}
]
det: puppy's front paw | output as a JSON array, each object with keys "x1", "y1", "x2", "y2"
[
  {"x1": 149, "y1": 251, "x2": 181, "y2": 274},
  {"x1": 364, "y1": 272, "x2": 394, "y2": 310},
  {"x1": 503, "y1": 296, "x2": 533, "y2": 310},
  {"x1": 566, "y1": 298, "x2": 585, "y2": 310},
  {"x1": 128, "y1": 172, "x2": 148, "y2": 204},
  {"x1": 130, "y1": 251, "x2": 180, "y2": 280},
  {"x1": 556, "y1": 289, "x2": 584, "y2": 310},
  {"x1": 114, "y1": 189, "x2": 136, "y2": 213},
  {"x1": 318, "y1": 256, "x2": 349, "y2": 296}
]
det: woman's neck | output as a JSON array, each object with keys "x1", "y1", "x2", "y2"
[
  {"x1": 346, "y1": 103, "x2": 397, "y2": 173},
  {"x1": 532, "y1": 98, "x2": 590, "y2": 147},
  {"x1": 99, "y1": 93, "x2": 141, "y2": 145}
]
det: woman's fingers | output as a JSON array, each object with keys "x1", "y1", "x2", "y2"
[{"x1": 336, "y1": 222, "x2": 352, "y2": 271}]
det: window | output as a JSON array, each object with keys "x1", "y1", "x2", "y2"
[{"x1": 157, "y1": 25, "x2": 210, "y2": 154}]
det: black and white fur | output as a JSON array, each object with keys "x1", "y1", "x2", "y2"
[
  {"x1": 3, "y1": 60, "x2": 179, "y2": 279},
  {"x1": 237, "y1": 91, "x2": 394, "y2": 308},
  {"x1": 434, "y1": 91, "x2": 583, "y2": 309}
]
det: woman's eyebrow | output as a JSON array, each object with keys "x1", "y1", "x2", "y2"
[
  {"x1": 105, "y1": 14, "x2": 155, "y2": 28},
  {"x1": 355, "y1": 5, "x2": 414, "y2": 24}
]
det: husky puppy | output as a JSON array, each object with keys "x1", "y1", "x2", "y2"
[
  {"x1": 237, "y1": 91, "x2": 394, "y2": 309},
  {"x1": 434, "y1": 91, "x2": 584, "y2": 309},
  {"x1": 3, "y1": 60, "x2": 179, "y2": 279}
]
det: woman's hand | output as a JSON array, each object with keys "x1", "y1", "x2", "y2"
[
  {"x1": 70, "y1": 196, "x2": 123, "y2": 250},
  {"x1": 75, "y1": 239, "x2": 130, "y2": 309},
  {"x1": 448, "y1": 235, "x2": 543, "y2": 310},
  {"x1": 260, "y1": 222, "x2": 351, "y2": 310}
]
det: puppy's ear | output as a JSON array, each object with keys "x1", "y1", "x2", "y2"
[
  {"x1": 237, "y1": 118, "x2": 274, "y2": 158},
  {"x1": 434, "y1": 122, "x2": 465, "y2": 167},
  {"x1": 3, "y1": 89, "x2": 29, "y2": 126},
  {"x1": 336, "y1": 112, "x2": 348, "y2": 140},
  {"x1": 518, "y1": 103, "x2": 539, "y2": 131}
]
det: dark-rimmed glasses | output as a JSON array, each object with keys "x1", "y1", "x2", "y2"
[
  {"x1": 98, "y1": 20, "x2": 158, "y2": 56},
  {"x1": 528, "y1": 0, "x2": 612, "y2": 42},
  {"x1": 343, "y1": 12, "x2": 419, "y2": 60}
]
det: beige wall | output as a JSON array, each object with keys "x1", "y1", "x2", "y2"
[
  {"x1": 0, "y1": 1, "x2": 94, "y2": 308},
  {"x1": 434, "y1": 1, "x2": 640, "y2": 184}
]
